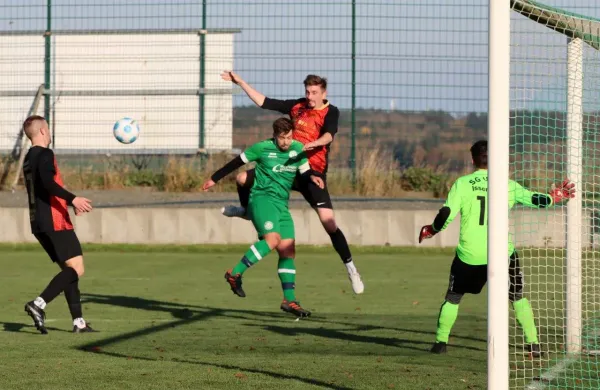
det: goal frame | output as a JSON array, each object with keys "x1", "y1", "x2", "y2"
[{"x1": 490, "y1": 0, "x2": 600, "y2": 388}]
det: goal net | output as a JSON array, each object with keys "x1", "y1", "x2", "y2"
[{"x1": 509, "y1": 0, "x2": 600, "y2": 388}]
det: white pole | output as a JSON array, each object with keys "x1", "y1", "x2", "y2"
[
  {"x1": 566, "y1": 37, "x2": 583, "y2": 354},
  {"x1": 488, "y1": 0, "x2": 510, "y2": 389}
]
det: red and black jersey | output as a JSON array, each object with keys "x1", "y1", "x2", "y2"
[
  {"x1": 261, "y1": 97, "x2": 339, "y2": 174},
  {"x1": 23, "y1": 146, "x2": 76, "y2": 233}
]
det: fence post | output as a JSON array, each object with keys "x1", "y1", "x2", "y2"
[
  {"x1": 44, "y1": 0, "x2": 52, "y2": 138},
  {"x1": 350, "y1": 0, "x2": 357, "y2": 188},
  {"x1": 199, "y1": 0, "x2": 207, "y2": 150}
]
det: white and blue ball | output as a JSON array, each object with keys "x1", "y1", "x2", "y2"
[{"x1": 113, "y1": 117, "x2": 140, "y2": 144}]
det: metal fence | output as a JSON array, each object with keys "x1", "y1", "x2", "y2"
[
  {"x1": 0, "y1": 1, "x2": 597, "y2": 185},
  {"x1": 0, "y1": 0, "x2": 491, "y2": 179}
]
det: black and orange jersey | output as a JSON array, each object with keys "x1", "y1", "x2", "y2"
[
  {"x1": 23, "y1": 146, "x2": 76, "y2": 233},
  {"x1": 261, "y1": 97, "x2": 339, "y2": 174}
]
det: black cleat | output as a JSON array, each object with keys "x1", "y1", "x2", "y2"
[
  {"x1": 527, "y1": 343, "x2": 543, "y2": 358},
  {"x1": 280, "y1": 300, "x2": 311, "y2": 318},
  {"x1": 430, "y1": 342, "x2": 447, "y2": 354},
  {"x1": 73, "y1": 323, "x2": 97, "y2": 333},
  {"x1": 224, "y1": 270, "x2": 246, "y2": 297},
  {"x1": 24, "y1": 301, "x2": 48, "y2": 335}
]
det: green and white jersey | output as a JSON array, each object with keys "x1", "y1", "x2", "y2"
[
  {"x1": 436, "y1": 169, "x2": 554, "y2": 265},
  {"x1": 241, "y1": 139, "x2": 310, "y2": 204}
]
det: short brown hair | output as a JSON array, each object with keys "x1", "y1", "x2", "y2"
[
  {"x1": 304, "y1": 74, "x2": 327, "y2": 90},
  {"x1": 23, "y1": 114, "x2": 45, "y2": 132},
  {"x1": 22, "y1": 114, "x2": 46, "y2": 138},
  {"x1": 272, "y1": 117, "x2": 294, "y2": 137}
]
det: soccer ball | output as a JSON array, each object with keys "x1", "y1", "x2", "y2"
[{"x1": 113, "y1": 117, "x2": 140, "y2": 144}]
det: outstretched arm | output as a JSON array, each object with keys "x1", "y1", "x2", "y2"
[
  {"x1": 203, "y1": 144, "x2": 263, "y2": 191},
  {"x1": 221, "y1": 70, "x2": 300, "y2": 115},
  {"x1": 513, "y1": 179, "x2": 575, "y2": 208},
  {"x1": 220, "y1": 71, "x2": 266, "y2": 107}
]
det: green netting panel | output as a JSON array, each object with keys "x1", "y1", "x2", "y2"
[{"x1": 510, "y1": 1, "x2": 600, "y2": 389}]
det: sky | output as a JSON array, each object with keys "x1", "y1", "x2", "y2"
[{"x1": 0, "y1": 0, "x2": 599, "y2": 114}]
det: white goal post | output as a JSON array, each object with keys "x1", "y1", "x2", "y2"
[{"x1": 490, "y1": 0, "x2": 600, "y2": 388}]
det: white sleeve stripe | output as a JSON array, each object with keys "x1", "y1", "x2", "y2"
[
  {"x1": 298, "y1": 162, "x2": 310, "y2": 174},
  {"x1": 240, "y1": 152, "x2": 249, "y2": 163}
]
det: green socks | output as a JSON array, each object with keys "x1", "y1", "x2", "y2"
[
  {"x1": 231, "y1": 240, "x2": 272, "y2": 275},
  {"x1": 513, "y1": 298, "x2": 539, "y2": 344},
  {"x1": 434, "y1": 298, "x2": 538, "y2": 345},
  {"x1": 277, "y1": 258, "x2": 296, "y2": 302},
  {"x1": 436, "y1": 301, "x2": 459, "y2": 343}
]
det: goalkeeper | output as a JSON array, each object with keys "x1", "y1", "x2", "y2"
[
  {"x1": 419, "y1": 140, "x2": 575, "y2": 357},
  {"x1": 202, "y1": 117, "x2": 324, "y2": 318}
]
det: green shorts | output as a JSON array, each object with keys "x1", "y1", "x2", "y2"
[{"x1": 248, "y1": 196, "x2": 295, "y2": 240}]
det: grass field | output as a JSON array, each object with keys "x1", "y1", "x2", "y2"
[{"x1": 0, "y1": 245, "x2": 596, "y2": 390}]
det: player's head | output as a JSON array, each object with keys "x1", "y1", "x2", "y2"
[
  {"x1": 470, "y1": 140, "x2": 488, "y2": 168},
  {"x1": 304, "y1": 74, "x2": 327, "y2": 109},
  {"x1": 23, "y1": 115, "x2": 51, "y2": 147},
  {"x1": 272, "y1": 117, "x2": 294, "y2": 151}
]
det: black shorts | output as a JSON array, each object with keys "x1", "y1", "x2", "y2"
[
  {"x1": 34, "y1": 230, "x2": 83, "y2": 263},
  {"x1": 447, "y1": 252, "x2": 523, "y2": 296},
  {"x1": 246, "y1": 168, "x2": 333, "y2": 209}
]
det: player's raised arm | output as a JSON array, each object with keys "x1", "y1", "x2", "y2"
[
  {"x1": 511, "y1": 179, "x2": 575, "y2": 208},
  {"x1": 220, "y1": 70, "x2": 299, "y2": 115},
  {"x1": 419, "y1": 180, "x2": 462, "y2": 243},
  {"x1": 203, "y1": 142, "x2": 263, "y2": 191},
  {"x1": 220, "y1": 70, "x2": 266, "y2": 107}
]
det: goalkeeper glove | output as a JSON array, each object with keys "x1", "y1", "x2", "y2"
[
  {"x1": 418, "y1": 225, "x2": 437, "y2": 243},
  {"x1": 549, "y1": 179, "x2": 575, "y2": 204}
]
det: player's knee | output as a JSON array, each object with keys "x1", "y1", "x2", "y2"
[
  {"x1": 236, "y1": 171, "x2": 247, "y2": 186},
  {"x1": 264, "y1": 233, "x2": 281, "y2": 249},
  {"x1": 316, "y1": 209, "x2": 337, "y2": 232},
  {"x1": 64, "y1": 256, "x2": 84, "y2": 277},
  {"x1": 445, "y1": 291, "x2": 463, "y2": 304},
  {"x1": 277, "y1": 240, "x2": 295, "y2": 258}
]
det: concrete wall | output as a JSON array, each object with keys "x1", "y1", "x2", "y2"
[{"x1": 1, "y1": 207, "x2": 594, "y2": 248}]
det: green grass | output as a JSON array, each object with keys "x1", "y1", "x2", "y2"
[{"x1": 0, "y1": 246, "x2": 597, "y2": 389}]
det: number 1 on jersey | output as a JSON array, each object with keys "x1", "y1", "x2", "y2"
[{"x1": 477, "y1": 195, "x2": 486, "y2": 226}]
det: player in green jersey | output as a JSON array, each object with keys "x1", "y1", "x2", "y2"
[
  {"x1": 202, "y1": 118, "x2": 324, "y2": 318},
  {"x1": 419, "y1": 140, "x2": 575, "y2": 357}
]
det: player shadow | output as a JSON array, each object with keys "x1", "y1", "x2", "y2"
[
  {"x1": 81, "y1": 293, "x2": 291, "y2": 321},
  {"x1": 81, "y1": 293, "x2": 486, "y2": 347},
  {"x1": 1, "y1": 321, "x2": 72, "y2": 334},
  {"x1": 78, "y1": 293, "x2": 355, "y2": 390},
  {"x1": 83, "y1": 349, "x2": 354, "y2": 390},
  {"x1": 248, "y1": 324, "x2": 485, "y2": 354},
  {"x1": 283, "y1": 318, "x2": 488, "y2": 344}
]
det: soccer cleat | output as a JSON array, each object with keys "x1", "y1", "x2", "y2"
[
  {"x1": 73, "y1": 323, "x2": 97, "y2": 333},
  {"x1": 24, "y1": 301, "x2": 48, "y2": 335},
  {"x1": 224, "y1": 270, "x2": 246, "y2": 297},
  {"x1": 280, "y1": 300, "x2": 311, "y2": 318},
  {"x1": 348, "y1": 270, "x2": 365, "y2": 294},
  {"x1": 221, "y1": 205, "x2": 250, "y2": 220},
  {"x1": 527, "y1": 343, "x2": 543, "y2": 358},
  {"x1": 430, "y1": 342, "x2": 447, "y2": 354}
]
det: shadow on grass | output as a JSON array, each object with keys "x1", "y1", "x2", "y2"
[{"x1": 71, "y1": 293, "x2": 486, "y2": 388}]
